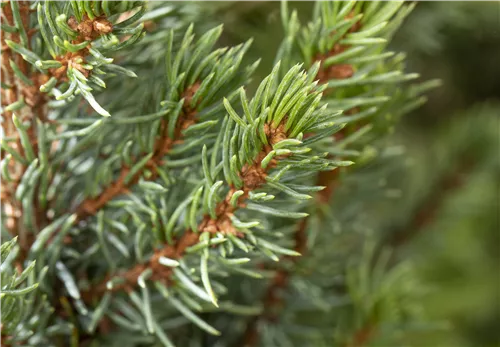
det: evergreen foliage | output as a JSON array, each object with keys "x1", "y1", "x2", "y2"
[{"x1": 0, "y1": 1, "x2": 465, "y2": 346}]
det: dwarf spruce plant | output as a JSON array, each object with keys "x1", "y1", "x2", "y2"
[{"x1": 1, "y1": 2, "x2": 436, "y2": 346}]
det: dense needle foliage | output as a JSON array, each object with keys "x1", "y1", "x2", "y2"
[{"x1": 5, "y1": 1, "x2": 494, "y2": 347}]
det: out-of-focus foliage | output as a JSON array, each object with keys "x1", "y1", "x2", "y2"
[
  {"x1": 384, "y1": 104, "x2": 500, "y2": 347},
  {"x1": 394, "y1": 1, "x2": 500, "y2": 118},
  {"x1": 387, "y1": 2, "x2": 500, "y2": 346}
]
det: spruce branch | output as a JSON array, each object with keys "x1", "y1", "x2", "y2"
[
  {"x1": 1, "y1": 1, "x2": 146, "y2": 255},
  {"x1": 71, "y1": 63, "x2": 357, "y2": 346},
  {"x1": 75, "y1": 83, "x2": 200, "y2": 220},
  {"x1": 240, "y1": 4, "x2": 365, "y2": 344},
  {"x1": 1, "y1": 1, "x2": 48, "y2": 258},
  {"x1": 82, "y1": 61, "x2": 346, "y2": 299},
  {"x1": 6, "y1": 22, "x2": 253, "y2": 249},
  {"x1": 0, "y1": 2, "x2": 456, "y2": 345},
  {"x1": 2, "y1": 6, "x2": 229, "y2": 343},
  {"x1": 239, "y1": 2, "x2": 433, "y2": 345},
  {"x1": 0, "y1": 31, "x2": 257, "y2": 339}
]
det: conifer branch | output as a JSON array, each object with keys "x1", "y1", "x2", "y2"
[
  {"x1": 1, "y1": 1, "x2": 47, "y2": 256},
  {"x1": 72, "y1": 25, "x2": 262, "y2": 308},
  {"x1": 75, "y1": 83, "x2": 200, "y2": 220},
  {"x1": 239, "y1": 2, "x2": 428, "y2": 345},
  {"x1": 79, "y1": 63, "x2": 348, "y2": 345},
  {"x1": 84, "y1": 117, "x2": 292, "y2": 298},
  {"x1": 0, "y1": 2, "x2": 446, "y2": 345},
  {"x1": 1, "y1": 1, "x2": 144, "y2": 259},
  {"x1": 239, "y1": 8, "x2": 363, "y2": 346}
]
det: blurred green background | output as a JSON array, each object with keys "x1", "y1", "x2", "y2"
[{"x1": 204, "y1": 2, "x2": 499, "y2": 346}]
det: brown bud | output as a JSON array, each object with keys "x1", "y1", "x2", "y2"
[
  {"x1": 77, "y1": 20, "x2": 93, "y2": 38},
  {"x1": 67, "y1": 16, "x2": 78, "y2": 31},
  {"x1": 93, "y1": 18, "x2": 112, "y2": 34},
  {"x1": 328, "y1": 64, "x2": 355, "y2": 80}
]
